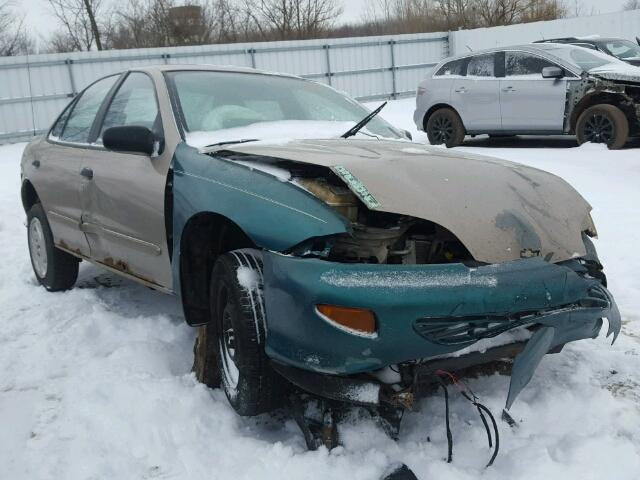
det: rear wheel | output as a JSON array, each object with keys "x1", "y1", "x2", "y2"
[
  {"x1": 27, "y1": 203, "x2": 79, "y2": 291},
  {"x1": 576, "y1": 104, "x2": 629, "y2": 150},
  {"x1": 193, "y1": 249, "x2": 285, "y2": 415},
  {"x1": 426, "y1": 108, "x2": 465, "y2": 148}
]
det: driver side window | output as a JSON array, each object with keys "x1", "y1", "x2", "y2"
[
  {"x1": 506, "y1": 52, "x2": 556, "y2": 77},
  {"x1": 99, "y1": 72, "x2": 161, "y2": 140}
]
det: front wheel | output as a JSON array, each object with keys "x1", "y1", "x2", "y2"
[
  {"x1": 193, "y1": 249, "x2": 286, "y2": 415},
  {"x1": 576, "y1": 104, "x2": 629, "y2": 150},
  {"x1": 426, "y1": 108, "x2": 465, "y2": 148},
  {"x1": 27, "y1": 203, "x2": 79, "y2": 291}
]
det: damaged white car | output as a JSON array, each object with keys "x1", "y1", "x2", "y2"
[{"x1": 415, "y1": 43, "x2": 640, "y2": 148}]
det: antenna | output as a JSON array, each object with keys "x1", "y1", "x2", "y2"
[
  {"x1": 466, "y1": 45, "x2": 473, "y2": 52},
  {"x1": 540, "y1": 32, "x2": 545, "y2": 40},
  {"x1": 25, "y1": 49, "x2": 37, "y2": 138}
]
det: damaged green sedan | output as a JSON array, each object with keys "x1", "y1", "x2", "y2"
[{"x1": 20, "y1": 66, "x2": 620, "y2": 447}]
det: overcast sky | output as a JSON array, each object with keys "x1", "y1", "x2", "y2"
[{"x1": 17, "y1": 0, "x2": 631, "y2": 48}]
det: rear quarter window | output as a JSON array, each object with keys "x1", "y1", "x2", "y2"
[{"x1": 435, "y1": 58, "x2": 466, "y2": 77}]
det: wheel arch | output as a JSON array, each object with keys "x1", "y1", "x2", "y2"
[
  {"x1": 177, "y1": 211, "x2": 256, "y2": 326},
  {"x1": 21, "y1": 179, "x2": 40, "y2": 213},
  {"x1": 569, "y1": 92, "x2": 637, "y2": 134},
  {"x1": 422, "y1": 103, "x2": 464, "y2": 131}
]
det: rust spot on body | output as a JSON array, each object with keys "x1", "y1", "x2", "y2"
[{"x1": 102, "y1": 257, "x2": 156, "y2": 285}]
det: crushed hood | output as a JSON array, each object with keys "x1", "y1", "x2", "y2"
[
  {"x1": 225, "y1": 139, "x2": 594, "y2": 264},
  {"x1": 590, "y1": 64, "x2": 640, "y2": 83}
]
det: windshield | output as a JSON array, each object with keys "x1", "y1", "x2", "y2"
[
  {"x1": 547, "y1": 46, "x2": 623, "y2": 71},
  {"x1": 602, "y1": 39, "x2": 640, "y2": 60},
  {"x1": 166, "y1": 70, "x2": 402, "y2": 148}
]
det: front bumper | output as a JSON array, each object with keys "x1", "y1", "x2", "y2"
[{"x1": 262, "y1": 253, "x2": 621, "y2": 407}]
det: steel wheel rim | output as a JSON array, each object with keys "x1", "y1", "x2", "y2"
[
  {"x1": 583, "y1": 113, "x2": 615, "y2": 144},
  {"x1": 431, "y1": 116, "x2": 454, "y2": 144},
  {"x1": 218, "y1": 289, "x2": 240, "y2": 390},
  {"x1": 29, "y1": 217, "x2": 48, "y2": 278}
]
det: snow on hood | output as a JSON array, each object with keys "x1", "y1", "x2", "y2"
[
  {"x1": 225, "y1": 138, "x2": 594, "y2": 264},
  {"x1": 185, "y1": 120, "x2": 358, "y2": 149}
]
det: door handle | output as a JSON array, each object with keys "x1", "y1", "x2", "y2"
[
  {"x1": 31, "y1": 159, "x2": 40, "y2": 168},
  {"x1": 80, "y1": 167, "x2": 94, "y2": 180},
  {"x1": 501, "y1": 86, "x2": 516, "y2": 92},
  {"x1": 454, "y1": 87, "x2": 467, "y2": 93}
]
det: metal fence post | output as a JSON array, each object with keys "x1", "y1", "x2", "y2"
[
  {"x1": 323, "y1": 44, "x2": 332, "y2": 86},
  {"x1": 65, "y1": 59, "x2": 77, "y2": 96},
  {"x1": 389, "y1": 40, "x2": 397, "y2": 100}
]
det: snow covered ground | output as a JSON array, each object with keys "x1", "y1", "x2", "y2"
[{"x1": 1, "y1": 98, "x2": 639, "y2": 479}]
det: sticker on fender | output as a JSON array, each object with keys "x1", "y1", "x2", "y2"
[{"x1": 333, "y1": 165, "x2": 381, "y2": 209}]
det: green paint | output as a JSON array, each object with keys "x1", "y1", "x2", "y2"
[{"x1": 333, "y1": 165, "x2": 381, "y2": 209}]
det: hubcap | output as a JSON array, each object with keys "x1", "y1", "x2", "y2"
[
  {"x1": 29, "y1": 217, "x2": 48, "y2": 278},
  {"x1": 219, "y1": 298, "x2": 240, "y2": 390},
  {"x1": 430, "y1": 116, "x2": 454, "y2": 144},
  {"x1": 583, "y1": 113, "x2": 615, "y2": 144}
]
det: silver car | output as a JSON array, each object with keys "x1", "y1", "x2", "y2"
[{"x1": 414, "y1": 43, "x2": 640, "y2": 149}]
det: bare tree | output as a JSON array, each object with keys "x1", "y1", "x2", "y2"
[
  {"x1": 0, "y1": 1, "x2": 31, "y2": 56},
  {"x1": 106, "y1": 0, "x2": 239, "y2": 49},
  {"x1": 623, "y1": 0, "x2": 640, "y2": 10},
  {"x1": 247, "y1": 0, "x2": 343, "y2": 40},
  {"x1": 47, "y1": 0, "x2": 107, "y2": 51}
]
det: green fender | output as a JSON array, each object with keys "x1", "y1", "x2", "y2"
[{"x1": 171, "y1": 142, "x2": 349, "y2": 293}]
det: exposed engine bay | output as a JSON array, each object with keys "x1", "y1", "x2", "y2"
[
  {"x1": 566, "y1": 75, "x2": 640, "y2": 135},
  {"x1": 227, "y1": 155, "x2": 476, "y2": 266}
]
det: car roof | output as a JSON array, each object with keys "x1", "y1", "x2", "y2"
[
  {"x1": 439, "y1": 42, "x2": 579, "y2": 61},
  {"x1": 128, "y1": 64, "x2": 302, "y2": 80},
  {"x1": 536, "y1": 36, "x2": 623, "y2": 44}
]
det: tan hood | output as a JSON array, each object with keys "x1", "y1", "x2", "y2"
[{"x1": 226, "y1": 139, "x2": 594, "y2": 264}]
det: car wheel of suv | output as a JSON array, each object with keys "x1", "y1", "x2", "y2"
[
  {"x1": 206, "y1": 249, "x2": 285, "y2": 416},
  {"x1": 27, "y1": 203, "x2": 79, "y2": 291},
  {"x1": 426, "y1": 108, "x2": 465, "y2": 148},
  {"x1": 576, "y1": 104, "x2": 629, "y2": 150}
]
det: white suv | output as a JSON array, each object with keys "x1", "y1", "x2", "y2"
[{"x1": 414, "y1": 43, "x2": 640, "y2": 149}]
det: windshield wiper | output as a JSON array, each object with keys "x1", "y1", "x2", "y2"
[
  {"x1": 204, "y1": 138, "x2": 259, "y2": 149},
  {"x1": 341, "y1": 102, "x2": 387, "y2": 139}
]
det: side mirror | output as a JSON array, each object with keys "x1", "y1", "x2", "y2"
[
  {"x1": 542, "y1": 66, "x2": 564, "y2": 79},
  {"x1": 636, "y1": 36, "x2": 640, "y2": 46},
  {"x1": 103, "y1": 126, "x2": 156, "y2": 156}
]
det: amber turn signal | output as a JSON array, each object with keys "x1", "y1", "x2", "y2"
[{"x1": 316, "y1": 304, "x2": 377, "y2": 336}]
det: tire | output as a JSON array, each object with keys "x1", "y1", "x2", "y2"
[
  {"x1": 426, "y1": 108, "x2": 465, "y2": 148},
  {"x1": 194, "y1": 249, "x2": 285, "y2": 415},
  {"x1": 576, "y1": 104, "x2": 629, "y2": 150},
  {"x1": 27, "y1": 203, "x2": 79, "y2": 291}
]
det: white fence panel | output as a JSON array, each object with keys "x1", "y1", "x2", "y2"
[
  {"x1": 1, "y1": 9, "x2": 638, "y2": 144},
  {"x1": 450, "y1": 9, "x2": 640, "y2": 55},
  {"x1": 0, "y1": 31, "x2": 447, "y2": 143}
]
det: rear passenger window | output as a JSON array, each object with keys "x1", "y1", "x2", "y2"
[
  {"x1": 59, "y1": 75, "x2": 118, "y2": 144},
  {"x1": 467, "y1": 54, "x2": 495, "y2": 77},
  {"x1": 435, "y1": 58, "x2": 466, "y2": 77},
  {"x1": 506, "y1": 52, "x2": 556, "y2": 77}
]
